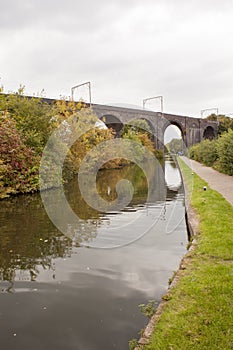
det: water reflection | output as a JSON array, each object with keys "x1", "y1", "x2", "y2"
[
  {"x1": 165, "y1": 159, "x2": 182, "y2": 191},
  {"x1": 0, "y1": 195, "x2": 72, "y2": 283},
  {"x1": 0, "y1": 164, "x2": 182, "y2": 282},
  {"x1": 0, "y1": 161, "x2": 187, "y2": 350}
]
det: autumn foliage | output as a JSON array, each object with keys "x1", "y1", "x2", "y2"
[
  {"x1": 0, "y1": 115, "x2": 40, "y2": 197},
  {"x1": 0, "y1": 88, "x2": 160, "y2": 198}
]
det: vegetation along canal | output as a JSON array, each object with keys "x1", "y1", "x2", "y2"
[{"x1": 0, "y1": 159, "x2": 188, "y2": 350}]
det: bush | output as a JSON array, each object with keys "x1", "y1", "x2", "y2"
[
  {"x1": 216, "y1": 129, "x2": 233, "y2": 175},
  {"x1": 0, "y1": 115, "x2": 40, "y2": 197},
  {"x1": 121, "y1": 118, "x2": 159, "y2": 162},
  {"x1": 189, "y1": 139, "x2": 218, "y2": 166},
  {"x1": 188, "y1": 130, "x2": 233, "y2": 176}
]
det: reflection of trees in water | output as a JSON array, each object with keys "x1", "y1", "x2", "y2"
[
  {"x1": 0, "y1": 165, "x2": 163, "y2": 284},
  {"x1": 0, "y1": 194, "x2": 73, "y2": 283},
  {"x1": 168, "y1": 160, "x2": 177, "y2": 169},
  {"x1": 65, "y1": 164, "x2": 149, "y2": 217},
  {"x1": 96, "y1": 164, "x2": 149, "y2": 203}
]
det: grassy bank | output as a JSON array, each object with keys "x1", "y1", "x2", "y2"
[{"x1": 140, "y1": 158, "x2": 233, "y2": 350}]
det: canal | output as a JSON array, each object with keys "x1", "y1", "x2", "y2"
[{"x1": 0, "y1": 159, "x2": 187, "y2": 350}]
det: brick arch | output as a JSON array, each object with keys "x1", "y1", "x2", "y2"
[
  {"x1": 134, "y1": 118, "x2": 158, "y2": 147},
  {"x1": 162, "y1": 120, "x2": 186, "y2": 148},
  {"x1": 164, "y1": 120, "x2": 185, "y2": 136},
  {"x1": 203, "y1": 125, "x2": 216, "y2": 140},
  {"x1": 131, "y1": 117, "x2": 156, "y2": 134},
  {"x1": 99, "y1": 114, "x2": 124, "y2": 137}
]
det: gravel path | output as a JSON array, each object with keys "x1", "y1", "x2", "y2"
[{"x1": 180, "y1": 156, "x2": 233, "y2": 206}]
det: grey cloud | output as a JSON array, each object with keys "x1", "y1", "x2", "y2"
[
  {"x1": 0, "y1": 0, "x2": 143, "y2": 32},
  {"x1": 1, "y1": 0, "x2": 233, "y2": 116}
]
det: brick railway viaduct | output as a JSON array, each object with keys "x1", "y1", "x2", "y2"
[
  {"x1": 90, "y1": 103, "x2": 218, "y2": 149},
  {"x1": 11, "y1": 95, "x2": 218, "y2": 150}
]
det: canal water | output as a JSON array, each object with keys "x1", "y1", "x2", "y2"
[{"x1": 0, "y1": 159, "x2": 187, "y2": 350}]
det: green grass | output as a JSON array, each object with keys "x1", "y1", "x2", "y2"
[{"x1": 143, "y1": 158, "x2": 233, "y2": 350}]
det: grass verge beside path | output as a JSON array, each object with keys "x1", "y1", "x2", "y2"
[{"x1": 142, "y1": 158, "x2": 233, "y2": 350}]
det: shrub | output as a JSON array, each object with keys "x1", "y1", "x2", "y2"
[
  {"x1": 189, "y1": 139, "x2": 218, "y2": 166},
  {"x1": 0, "y1": 115, "x2": 40, "y2": 196},
  {"x1": 216, "y1": 129, "x2": 233, "y2": 175}
]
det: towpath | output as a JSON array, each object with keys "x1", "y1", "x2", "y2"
[{"x1": 181, "y1": 156, "x2": 233, "y2": 206}]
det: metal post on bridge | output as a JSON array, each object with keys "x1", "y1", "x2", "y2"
[
  {"x1": 143, "y1": 95, "x2": 163, "y2": 113},
  {"x1": 201, "y1": 108, "x2": 218, "y2": 118},
  {"x1": 71, "y1": 81, "x2": 92, "y2": 107},
  {"x1": 142, "y1": 95, "x2": 164, "y2": 150}
]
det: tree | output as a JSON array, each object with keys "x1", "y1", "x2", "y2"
[
  {"x1": 121, "y1": 118, "x2": 152, "y2": 137},
  {"x1": 0, "y1": 90, "x2": 54, "y2": 153},
  {"x1": 206, "y1": 114, "x2": 233, "y2": 135},
  {"x1": 166, "y1": 138, "x2": 183, "y2": 154}
]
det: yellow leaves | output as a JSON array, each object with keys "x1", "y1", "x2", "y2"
[
  {"x1": 54, "y1": 98, "x2": 87, "y2": 121},
  {"x1": 136, "y1": 133, "x2": 155, "y2": 153},
  {"x1": 69, "y1": 126, "x2": 115, "y2": 171}
]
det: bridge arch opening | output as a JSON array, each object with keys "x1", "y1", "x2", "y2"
[
  {"x1": 135, "y1": 118, "x2": 154, "y2": 134},
  {"x1": 100, "y1": 115, "x2": 123, "y2": 137},
  {"x1": 136, "y1": 118, "x2": 157, "y2": 146},
  {"x1": 164, "y1": 124, "x2": 184, "y2": 155},
  {"x1": 120, "y1": 118, "x2": 157, "y2": 148},
  {"x1": 203, "y1": 126, "x2": 215, "y2": 140},
  {"x1": 123, "y1": 118, "x2": 155, "y2": 135}
]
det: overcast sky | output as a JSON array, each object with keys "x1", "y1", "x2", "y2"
[{"x1": 1, "y1": 0, "x2": 233, "y2": 118}]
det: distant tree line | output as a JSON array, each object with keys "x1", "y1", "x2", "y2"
[{"x1": 165, "y1": 138, "x2": 183, "y2": 154}]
